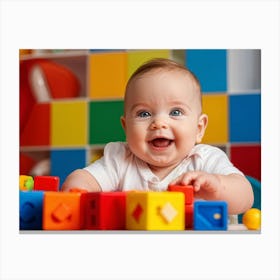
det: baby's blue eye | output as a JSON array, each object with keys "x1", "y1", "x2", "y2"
[
  {"x1": 138, "y1": 111, "x2": 151, "y2": 118},
  {"x1": 170, "y1": 109, "x2": 183, "y2": 116}
]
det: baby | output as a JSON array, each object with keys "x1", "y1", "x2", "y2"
[{"x1": 62, "y1": 58, "x2": 254, "y2": 215}]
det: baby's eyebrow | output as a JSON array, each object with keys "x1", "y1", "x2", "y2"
[
  {"x1": 130, "y1": 103, "x2": 151, "y2": 112},
  {"x1": 169, "y1": 101, "x2": 192, "y2": 112}
]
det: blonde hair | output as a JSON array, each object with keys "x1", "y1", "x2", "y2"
[{"x1": 125, "y1": 58, "x2": 202, "y2": 107}]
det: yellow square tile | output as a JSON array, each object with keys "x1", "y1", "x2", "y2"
[
  {"x1": 126, "y1": 191, "x2": 184, "y2": 230},
  {"x1": 201, "y1": 94, "x2": 228, "y2": 144},
  {"x1": 127, "y1": 50, "x2": 171, "y2": 78},
  {"x1": 89, "y1": 52, "x2": 128, "y2": 99},
  {"x1": 51, "y1": 101, "x2": 87, "y2": 146}
]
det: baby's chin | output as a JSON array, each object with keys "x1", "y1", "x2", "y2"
[{"x1": 146, "y1": 158, "x2": 183, "y2": 170}]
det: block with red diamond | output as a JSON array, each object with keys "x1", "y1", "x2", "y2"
[
  {"x1": 80, "y1": 192, "x2": 126, "y2": 230},
  {"x1": 126, "y1": 191, "x2": 185, "y2": 230}
]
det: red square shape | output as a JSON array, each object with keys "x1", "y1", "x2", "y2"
[
  {"x1": 230, "y1": 145, "x2": 261, "y2": 181},
  {"x1": 20, "y1": 103, "x2": 50, "y2": 146},
  {"x1": 81, "y1": 192, "x2": 126, "y2": 230},
  {"x1": 168, "y1": 185, "x2": 194, "y2": 204}
]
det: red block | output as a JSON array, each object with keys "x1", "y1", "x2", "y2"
[
  {"x1": 34, "y1": 176, "x2": 60, "y2": 192},
  {"x1": 80, "y1": 192, "x2": 126, "y2": 230},
  {"x1": 168, "y1": 185, "x2": 194, "y2": 205},
  {"x1": 185, "y1": 204, "x2": 194, "y2": 229}
]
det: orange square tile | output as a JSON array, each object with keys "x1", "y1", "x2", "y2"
[
  {"x1": 43, "y1": 192, "x2": 81, "y2": 230},
  {"x1": 201, "y1": 94, "x2": 228, "y2": 144},
  {"x1": 89, "y1": 52, "x2": 128, "y2": 99}
]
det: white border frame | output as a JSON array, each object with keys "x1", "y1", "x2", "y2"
[{"x1": 1, "y1": 1, "x2": 279, "y2": 279}]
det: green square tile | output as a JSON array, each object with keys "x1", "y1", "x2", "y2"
[{"x1": 89, "y1": 101, "x2": 126, "y2": 144}]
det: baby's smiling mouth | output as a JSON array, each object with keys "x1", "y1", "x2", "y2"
[{"x1": 149, "y1": 138, "x2": 174, "y2": 148}]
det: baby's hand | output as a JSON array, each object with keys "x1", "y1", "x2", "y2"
[{"x1": 170, "y1": 171, "x2": 224, "y2": 200}]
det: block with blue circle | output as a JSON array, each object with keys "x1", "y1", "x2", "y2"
[
  {"x1": 229, "y1": 94, "x2": 261, "y2": 142},
  {"x1": 20, "y1": 191, "x2": 44, "y2": 230},
  {"x1": 185, "y1": 49, "x2": 227, "y2": 93},
  {"x1": 51, "y1": 149, "x2": 86, "y2": 190},
  {"x1": 194, "y1": 201, "x2": 228, "y2": 230}
]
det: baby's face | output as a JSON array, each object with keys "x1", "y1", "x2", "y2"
[{"x1": 121, "y1": 69, "x2": 207, "y2": 173}]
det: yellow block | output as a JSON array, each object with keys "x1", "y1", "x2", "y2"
[
  {"x1": 89, "y1": 52, "x2": 128, "y2": 99},
  {"x1": 127, "y1": 50, "x2": 171, "y2": 79},
  {"x1": 19, "y1": 175, "x2": 34, "y2": 191},
  {"x1": 126, "y1": 191, "x2": 185, "y2": 230},
  {"x1": 51, "y1": 101, "x2": 87, "y2": 146},
  {"x1": 201, "y1": 94, "x2": 228, "y2": 144}
]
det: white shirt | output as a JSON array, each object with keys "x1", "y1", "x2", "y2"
[{"x1": 84, "y1": 142, "x2": 243, "y2": 192}]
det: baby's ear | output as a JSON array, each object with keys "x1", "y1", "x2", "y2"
[
  {"x1": 120, "y1": 116, "x2": 126, "y2": 131},
  {"x1": 196, "y1": 114, "x2": 208, "y2": 143}
]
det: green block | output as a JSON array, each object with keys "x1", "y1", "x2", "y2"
[{"x1": 89, "y1": 100, "x2": 126, "y2": 144}]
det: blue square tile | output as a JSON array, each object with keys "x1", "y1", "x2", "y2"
[
  {"x1": 229, "y1": 94, "x2": 261, "y2": 142},
  {"x1": 186, "y1": 49, "x2": 227, "y2": 93},
  {"x1": 20, "y1": 191, "x2": 44, "y2": 230},
  {"x1": 51, "y1": 149, "x2": 86, "y2": 189},
  {"x1": 194, "y1": 201, "x2": 228, "y2": 230}
]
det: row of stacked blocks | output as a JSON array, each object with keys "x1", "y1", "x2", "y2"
[{"x1": 20, "y1": 175, "x2": 228, "y2": 230}]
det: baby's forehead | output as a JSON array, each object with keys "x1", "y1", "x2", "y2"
[
  {"x1": 125, "y1": 68, "x2": 202, "y2": 110},
  {"x1": 126, "y1": 68, "x2": 201, "y2": 98}
]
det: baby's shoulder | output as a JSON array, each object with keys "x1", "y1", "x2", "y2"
[
  {"x1": 192, "y1": 144, "x2": 226, "y2": 158},
  {"x1": 104, "y1": 142, "x2": 132, "y2": 159}
]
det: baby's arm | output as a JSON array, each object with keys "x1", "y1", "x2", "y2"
[
  {"x1": 170, "y1": 171, "x2": 254, "y2": 215},
  {"x1": 61, "y1": 169, "x2": 102, "y2": 192}
]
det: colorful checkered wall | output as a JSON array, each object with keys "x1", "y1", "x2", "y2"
[{"x1": 20, "y1": 49, "x2": 261, "y2": 187}]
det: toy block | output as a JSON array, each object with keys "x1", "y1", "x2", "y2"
[
  {"x1": 19, "y1": 175, "x2": 34, "y2": 191},
  {"x1": 20, "y1": 191, "x2": 44, "y2": 230},
  {"x1": 80, "y1": 192, "x2": 126, "y2": 230},
  {"x1": 34, "y1": 176, "x2": 60, "y2": 192},
  {"x1": 126, "y1": 191, "x2": 185, "y2": 230},
  {"x1": 168, "y1": 185, "x2": 194, "y2": 205},
  {"x1": 43, "y1": 192, "x2": 82, "y2": 230},
  {"x1": 20, "y1": 103, "x2": 50, "y2": 146},
  {"x1": 185, "y1": 204, "x2": 194, "y2": 229},
  {"x1": 193, "y1": 201, "x2": 228, "y2": 230}
]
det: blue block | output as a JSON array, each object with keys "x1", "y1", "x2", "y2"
[
  {"x1": 20, "y1": 191, "x2": 44, "y2": 230},
  {"x1": 51, "y1": 149, "x2": 86, "y2": 190},
  {"x1": 229, "y1": 94, "x2": 261, "y2": 142},
  {"x1": 194, "y1": 201, "x2": 228, "y2": 230},
  {"x1": 186, "y1": 49, "x2": 227, "y2": 93}
]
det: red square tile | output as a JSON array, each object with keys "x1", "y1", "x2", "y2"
[{"x1": 230, "y1": 145, "x2": 261, "y2": 180}]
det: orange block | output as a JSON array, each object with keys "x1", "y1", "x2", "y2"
[
  {"x1": 20, "y1": 103, "x2": 50, "y2": 146},
  {"x1": 43, "y1": 192, "x2": 81, "y2": 230}
]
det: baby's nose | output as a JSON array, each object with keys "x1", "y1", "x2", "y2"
[{"x1": 149, "y1": 117, "x2": 169, "y2": 130}]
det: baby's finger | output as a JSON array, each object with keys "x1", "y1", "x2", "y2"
[
  {"x1": 170, "y1": 171, "x2": 199, "y2": 186},
  {"x1": 192, "y1": 175, "x2": 207, "y2": 192}
]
